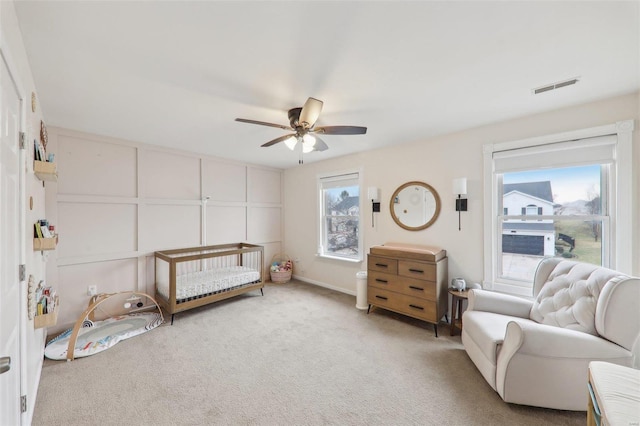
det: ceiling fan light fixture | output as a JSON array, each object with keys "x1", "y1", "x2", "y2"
[
  {"x1": 302, "y1": 140, "x2": 315, "y2": 153},
  {"x1": 302, "y1": 133, "x2": 316, "y2": 147},
  {"x1": 284, "y1": 136, "x2": 298, "y2": 151}
]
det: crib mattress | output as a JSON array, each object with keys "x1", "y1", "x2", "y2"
[{"x1": 160, "y1": 266, "x2": 261, "y2": 302}]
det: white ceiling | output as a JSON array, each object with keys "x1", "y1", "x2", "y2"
[{"x1": 14, "y1": 1, "x2": 639, "y2": 170}]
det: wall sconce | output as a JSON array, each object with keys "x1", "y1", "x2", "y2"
[
  {"x1": 453, "y1": 178, "x2": 467, "y2": 231},
  {"x1": 368, "y1": 187, "x2": 380, "y2": 227}
]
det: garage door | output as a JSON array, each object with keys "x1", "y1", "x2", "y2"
[{"x1": 502, "y1": 235, "x2": 544, "y2": 256}]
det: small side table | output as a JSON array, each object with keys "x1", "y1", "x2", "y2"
[{"x1": 449, "y1": 289, "x2": 469, "y2": 336}]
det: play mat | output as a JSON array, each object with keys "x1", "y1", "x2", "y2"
[{"x1": 45, "y1": 291, "x2": 164, "y2": 361}]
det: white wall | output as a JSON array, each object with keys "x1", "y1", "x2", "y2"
[
  {"x1": 44, "y1": 127, "x2": 284, "y2": 334},
  {"x1": 284, "y1": 92, "x2": 639, "y2": 295}
]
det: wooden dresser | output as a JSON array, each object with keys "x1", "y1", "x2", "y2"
[{"x1": 367, "y1": 243, "x2": 448, "y2": 336}]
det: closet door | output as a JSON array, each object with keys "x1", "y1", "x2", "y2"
[{"x1": 0, "y1": 53, "x2": 23, "y2": 424}]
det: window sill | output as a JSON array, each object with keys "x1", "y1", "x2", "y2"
[
  {"x1": 487, "y1": 279, "x2": 534, "y2": 298},
  {"x1": 317, "y1": 253, "x2": 363, "y2": 263}
]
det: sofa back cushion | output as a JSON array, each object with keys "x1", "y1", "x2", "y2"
[{"x1": 529, "y1": 260, "x2": 627, "y2": 335}]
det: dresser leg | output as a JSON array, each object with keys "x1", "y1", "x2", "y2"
[
  {"x1": 367, "y1": 304, "x2": 372, "y2": 314},
  {"x1": 433, "y1": 323, "x2": 438, "y2": 338}
]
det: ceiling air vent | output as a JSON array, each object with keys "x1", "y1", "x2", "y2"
[{"x1": 533, "y1": 77, "x2": 579, "y2": 95}]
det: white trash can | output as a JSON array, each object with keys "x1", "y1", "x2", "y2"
[{"x1": 356, "y1": 271, "x2": 368, "y2": 310}]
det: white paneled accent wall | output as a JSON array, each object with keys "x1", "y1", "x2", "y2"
[
  {"x1": 206, "y1": 206, "x2": 246, "y2": 244},
  {"x1": 250, "y1": 167, "x2": 283, "y2": 204},
  {"x1": 202, "y1": 159, "x2": 246, "y2": 201},
  {"x1": 141, "y1": 150, "x2": 201, "y2": 199},
  {"x1": 57, "y1": 134, "x2": 137, "y2": 197},
  {"x1": 57, "y1": 203, "x2": 137, "y2": 257},
  {"x1": 46, "y1": 127, "x2": 283, "y2": 332},
  {"x1": 141, "y1": 204, "x2": 201, "y2": 250}
]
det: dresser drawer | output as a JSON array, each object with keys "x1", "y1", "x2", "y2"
[
  {"x1": 368, "y1": 255, "x2": 398, "y2": 275},
  {"x1": 399, "y1": 276, "x2": 436, "y2": 300},
  {"x1": 398, "y1": 260, "x2": 435, "y2": 281},
  {"x1": 368, "y1": 271, "x2": 401, "y2": 290},
  {"x1": 368, "y1": 271, "x2": 436, "y2": 301},
  {"x1": 367, "y1": 287, "x2": 437, "y2": 323}
]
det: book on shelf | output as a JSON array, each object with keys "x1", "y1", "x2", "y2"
[
  {"x1": 40, "y1": 225, "x2": 52, "y2": 238},
  {"x1": 35, "y1": 285, "x2": 57, "y2": 316},
  {"x1": 33, "y1": 138, "x2": 48, "y2": 162},
  {"x1": 34, "y1": 222, "x2": 43, "y2": 238}
]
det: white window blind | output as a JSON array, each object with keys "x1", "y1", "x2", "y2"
[
  {"x1": 493, "y1": 135, "x2": 616, "y2": 173},
  {"x1": 319, "y1": 172, "x2": 359, "y2": 188}
]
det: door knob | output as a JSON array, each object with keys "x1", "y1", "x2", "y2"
[{"x1": 0, "y1": 356, "x2": 10, "y2": 374}]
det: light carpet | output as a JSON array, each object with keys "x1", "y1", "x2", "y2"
[{"x1": 33, "y1": 280, "x2": 585, "y2": 425}]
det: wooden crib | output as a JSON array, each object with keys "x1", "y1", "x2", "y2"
[{"x1": 154, "y1": 243, "x2": 264, "y2": 323}]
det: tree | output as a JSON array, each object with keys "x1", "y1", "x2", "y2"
[
  {"x1": 585, "y1": 191, "x2": 601, "y2": 242},
  {"x1": 340, "y1": 190, "x2": 349, "y2": 201}
]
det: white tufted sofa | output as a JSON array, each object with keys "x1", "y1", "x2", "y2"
[{"x1": 461, "y1": 258, "x2": 640, "y2": 411}]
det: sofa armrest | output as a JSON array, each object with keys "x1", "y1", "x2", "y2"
[
  {"x1": 495, "y1": 320, "x2": 632, "y2": 410},
  {"x1": 500, "y1": 320, "x2": 631, "y2": 359},
  {"x1": 467, "y1": 289, "x2": 532, "y2": 318}
]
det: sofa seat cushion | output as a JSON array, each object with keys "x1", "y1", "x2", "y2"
[
  {"x1": 463, "y1": 311, "x2": 533, "y2": 363},
  {"x1": 530, "y1": 261, "x2": 625, "y2": 335}
]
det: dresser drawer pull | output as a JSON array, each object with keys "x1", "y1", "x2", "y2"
[
  {"x1": 375, "y1": 263, "x2": 389, "y2": 268},
  {"x1": 408, "y1": 268, "x2": 424, "y2": 274},
  {"x1": 409, "y1": 285, "x2": 424, "y2": 291},
  {"x1": 409, "y1": 304, "x2": 424, "y2": 311},
  {"x1": 375, "y1": 295, "x2": 388, "y2": 301},
  {"x1": 375, "y1": 279, "x2": 388, "y2": 284}
]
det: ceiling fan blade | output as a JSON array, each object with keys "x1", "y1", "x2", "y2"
[
  {"x1": 261, "y1": 134, "x2": 296, "y2": 147},
  {"x1": 314, "y1": 125, "x2": 367, "y2": 135},
  {"x1": 298, "y1": 97, "x2": 323, "y2": 128},
  {"x1": 312, "y1": 136, "x2": 329, "y2": 152},
  {"x1": 235, "y1": 118, "x2": 291, "y2": 130}
]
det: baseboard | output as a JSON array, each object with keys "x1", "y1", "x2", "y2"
[{"x1": 291, "y1": 275, "x2": 356, "y2": 297}]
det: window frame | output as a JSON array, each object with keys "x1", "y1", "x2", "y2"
[
  {"x1": 483, "y1": 121, "x2": 633, "y2": 296},
  {"x1": 317, "y1": 169, "x2": 363, "y2": 262}
]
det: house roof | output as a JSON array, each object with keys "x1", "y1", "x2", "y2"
[
  {"x1": 334, "y1": 196, "x2": 359, "y2": 213},
  {"x1": 13, "y1": 2, "x2": 640, "y2": 169},
  {"x1": 504, "y1": 182, "x2": 553, "y2": 203}
]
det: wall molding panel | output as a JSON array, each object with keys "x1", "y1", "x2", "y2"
[{"x1": 46, "y1": 127, "x2": 283, "y2": 332}]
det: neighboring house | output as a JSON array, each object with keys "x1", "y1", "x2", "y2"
[
  {"x1": 502, "y1": 181, "x2": 555, "y2": 256},
  {"x1": 332, "y1": 196, "x2": 359, "y2": 217}
]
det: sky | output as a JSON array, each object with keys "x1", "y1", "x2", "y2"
[{"x1": 503, "y1": 164, "x2": 600, "y2": 204}]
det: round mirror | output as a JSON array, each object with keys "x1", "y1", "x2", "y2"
[{"x1": 390, "y1": 181, "x2": 441, "y2": 231}]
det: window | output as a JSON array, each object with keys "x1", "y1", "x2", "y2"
[
  {"x1": 501, "y1": 164, "x2": 606, "y2": 281},
  {"x1": 483, "y1": 121, "x2": 633, "y2": 296},
  {"x1": 318, "y1": 171, "x2": 362, "y2": 261}
]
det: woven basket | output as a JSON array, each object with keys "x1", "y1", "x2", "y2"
[{"x1": 270, "y1": 253, "x2": 292, "y2": 283}]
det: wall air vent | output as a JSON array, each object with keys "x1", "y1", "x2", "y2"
[{"x1": 533, "y1": 77, "x2": 579, "y2": 95}]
